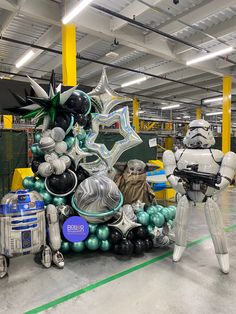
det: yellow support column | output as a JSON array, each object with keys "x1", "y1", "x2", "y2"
[
  {"x1": 62, "y1": 24, "x2": 77, "y2": 86},
  {"x1": 3, "y1": 115, "x2": 13, "y2": 129},
  {"x1": 133, "y1": 97, "x2": 140, "y2": 133},
  {"x1": 222, "y1": 75, "x2": 232, "y2": 153},
  {"x1": 196, "y1": 107, "x2": 202, "y2": 119},
  {"x1": 164, "y1": 123, "x2": 173, "y2": 150}
]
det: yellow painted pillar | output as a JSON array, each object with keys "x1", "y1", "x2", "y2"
[
  {"x1": 62, "y1": 24, "x2": 77, "y2": 86},
  {"x1": 140, "y1": 120, "x2": 144, "y2": 130},
  {"x1": 3, "y1": 115, "x2": 13, "y2": 129},
  {"x1": 133, "y1": 97, "x2": 140, "y2": 133},
  {"x1": 165, "y1": 122, "x2": 173, "y2": 150},
  {"x1": 222, "y1": 75, "x2": 232, "y2": 153},
  {"x1": 196, "y1": 107, "x2": 202, "y2": 119}
]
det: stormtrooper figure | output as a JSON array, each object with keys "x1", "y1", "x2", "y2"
[{"x1": 163, "y1": 119, "x2": 236, "y2": 273}]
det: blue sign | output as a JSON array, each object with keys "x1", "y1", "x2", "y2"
[{"x1": 62, "y1": 216, "x2": 89, "y2": 242}]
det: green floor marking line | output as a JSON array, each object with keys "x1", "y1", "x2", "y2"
[{"x1": 25, "y1": 223, "x2": 236, "y2": 314}]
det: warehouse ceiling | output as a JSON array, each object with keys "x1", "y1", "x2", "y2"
[{"x1": 0, "y1": 0, "x2": 236, "y2": 123}]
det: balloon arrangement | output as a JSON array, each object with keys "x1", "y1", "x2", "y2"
[{"x1": 14, "y1": 68, "x2": 175, "y2": 258}]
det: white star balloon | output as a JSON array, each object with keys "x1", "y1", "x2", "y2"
[
  {"x1": 85, "y1": 107, "x2": 142, "y2": 169},
  {"x1": 88, "y1": 67, "x2": 132, "y2": 114},
  {"x1": 108, "y1": 211, "x2": 141, "y2": 237}
]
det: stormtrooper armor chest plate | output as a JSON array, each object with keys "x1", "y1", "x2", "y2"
[{"x1": 175, "y1": 148, "x2": 223, "y2": 202}]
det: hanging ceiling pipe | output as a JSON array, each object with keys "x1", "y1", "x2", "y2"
[
  {"x1": 90, "y1": 3, "x2": 236, "y2": 66},
  {"x1": 0, "y1": 35, "x2": 221, "y2": 93}
]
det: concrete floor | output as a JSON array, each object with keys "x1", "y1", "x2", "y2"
[{"x1": 1, "y1": 188, "x2": 236, "y2": 314}]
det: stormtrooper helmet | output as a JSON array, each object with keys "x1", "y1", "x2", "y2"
[
  {"x1": 127, "y1": 159, "x2": 146, "y2": 175},
  {"x1": 183, "y1": 119, "x2": 215, "y2": 148}
]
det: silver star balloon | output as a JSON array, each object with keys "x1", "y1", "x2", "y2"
[
  {"x1": 108, "y1": 211, "x2": 141, "y2": 237},
  {"x1": 85, "y1": 106, "x2": 142, "y2": 169},
  {"x1": 80, "y1": 158, "x2": 108, "y2": 175},
  {"x1": 66, "y1": 137, "x2": 93, "y2": 170},
  {"x1": 88, "y1": 67, "x2": 131, "y2": 114}
]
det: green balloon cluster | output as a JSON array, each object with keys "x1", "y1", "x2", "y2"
[
  {"x1": 31, "y1": 143, "x2": 44, "y2": 157},
  {"x1": 136, "y1": 204, "x2": 176, "y2": 235},
  {"x1": 64, "y1": 136, "x2": 75, "y2": 149},
  {"x1": 53, "y1": 196, "x2": 66, "y2": 206},
  {"x1": 22, "y1": 176, "x2": 36, "y2": 190},
  {"x1": 60, "y1": 224, "x2": 112, "y2": 254},
  {"x1": 34, "y1": 179, "x2": 45, "y2": 192}
]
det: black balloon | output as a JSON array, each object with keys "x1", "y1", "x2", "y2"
[
  {"x1": 144, "y1": 238, "x2": 153, "y2": 252},
  {"x1": 133, "y1": 239, "x2": 146, "y2": 255},
  {"x1": 54, "y1": 113, "x2": 71, "y2": 131},
  {"x1": 114, "y1": 239, "x2": 134, "y2": 255},
  {"x1": 65, "y1": 91, "x2": 90, "y2": 115},
  {"x1": 84, "y1": 114, "x2": 92, "y2": 130},
  {"x1": 31, "y1": 159, "x2": 42, "y2": 173},
  {"x1": 74, "y1": 114, "x2": 88, "y2": 127},
  {"x1": 120, "y1": 239, "x2": 134, "y2": 255},
  {"x1": 126, "y1": 230, "x2": 135, "y2": 241},
  {"x1": 109, "y1": 229, "x2": 122, "y2": 245},
  {"x1": 46, "y1": 170, "x2": 76, "y2": 195},
  {"x1": 134, "y1": 226, "x2": 148, "y2": 240}
]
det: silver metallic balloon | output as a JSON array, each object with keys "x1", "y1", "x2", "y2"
[
  {"x1": 73, "y1": 174, "x2": 122, "y2": 223},
  {"x1": 88, "y1": 67, "x2": 131, "y2": 114},
  {"x1": 80, "y1": 158, "x2": 107, "y2": 176},
  {"x1": 44, "y1": 152, "x2": 58, "y2": 163},
  {"x1": 51, "y1": 127, "x2": 66, "y2": 142},
  {"x1": 108, "y1": 211, "x2": 141, "y2": 237},
  {"x1": 59, "y1": 155, "x2": 71, "y2": 169},
  {"x1": 51, "y1": 159, "x2": 66, "y2": 175},
  {"x1": 66, "y1": 138, "x2": 93, "y2": 170},
  {"x1": 54, "y1": 141, "x2": 67, "y2": 154},
  {"x1": 39, "y1": 136, "x2": 55, "y2": 153},
  {"x1": 85, "y1": 107, "x2": 142, "y2": 169},
  {"x1": 38, "y1": 162, "x2": 53, "y2": 177}
]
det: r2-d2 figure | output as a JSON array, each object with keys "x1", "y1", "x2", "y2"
[
  {"x1": 163, "y1": 119, "x2": 236, "y2": 273},
  {"x1": 0, "y1": 190, "x2": 64, "y2": 278}
]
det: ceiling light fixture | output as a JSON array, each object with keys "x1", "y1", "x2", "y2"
[
  {"x1": 138, "y1": 110, "x2": 145, "y2": 114},
  {"x1": 161, "y1": 104, "x2": 180, "y2": 110},
  {"x1": 62, "y1": 0, "x2": 94, "y2": 24},
  {"x1": 186, "y1": 47, "x2": 233, "y2": 66},
  {"x1": 205, "y1": 111, "x2": 222, "y2": 116},
  {"x1": 121, "y1": 76, "x2": 147, "y2": 88},
  {"x1": 183, "y1": 115, "x2": 190, "y2": 119},
  {"x1": 203, "y1": 96, "x2": 223, "y2": 104},
  {"x1": 15, "y1": 50, "x2": 35, "y2": 68}
]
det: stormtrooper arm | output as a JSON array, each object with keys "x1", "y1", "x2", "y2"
[
  {"x1": 46, "y1": 205, "x2": 61, "y2": 252},
  {"x1": 216, "y1": 152, "x2": 236, "y2": 191},
  {"x1": 163, "y1": 150, "x2": 186, "y2": 195}
]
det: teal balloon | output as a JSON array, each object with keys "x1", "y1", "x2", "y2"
[
  {"x1": 70, "y1": 241, "x2": 85, "y2": 253},
  {"x1": 150, "y1": 213, "x2": 165, "y2": 228},
  {"x1": 96, "y1": 225, "x2": 110, "y2": 240},
  {"x1": 39, "y1": 190, "x2": 52, "y2": 205},
  {"x1": 168, "y1": 220, "x2": 174, "y2": 228},
  {"x1": 89, "y1": 223, "x2": 98, "y2": 234},
  {"x1": 34, "y1": 132, "x2": 42, "y2": 143},
  {"x1": 31, "y1": 144, "x2": 44, "y2": 156},
  {"x1": 85, "y1": 235, "x2": 100, "y2": 251},
  {"x1": 60, "y1": 241, "x2": 70, "y2": 253},
  {"x1": 161, "y1": 208, "x2": 172, "y2": 221},
  {"x1": 100, "y1": 240, "x2": 111, "y2": 251},
  {"x1": 64, "y1": 136, "x2": 75, "y2": 149},
  {"x1": 53, "y1": 196, "x2": 66, "y2": 206},
  {"x1": 137, "y1": 211, "x2": 150, "y2": 226},
  {"x1": 77, "y1": 129, "x2": 87, "y2": 141},
  {"x1": 146, "y1": 206, "x2": 156, "y2": 215},
  {"x1": 22, "y1": 176, "x2": 35, "y2": 190},
  {"x1": 146, "y1": 224, "x2": 155, "y2": 236},
  {"x1": 34, "y1": 179, "x2": 45, "y2": 192},
  {"x1": 168, "y1": 206, "x2": 176, "y2": 219}
]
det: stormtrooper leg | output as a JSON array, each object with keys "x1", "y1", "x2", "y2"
[
  {"x1": 0, "y1": 255, "x2": 8, "y2": 278},
  {"x1": 173, "y1": 195, "x2": 191, "y2": 262},
  {"x1": 46, "y1": 205, "x2": 64, "y2": 269},
  {"x1": 204, "y1": 198, "x2": 229, "y2": 274}
]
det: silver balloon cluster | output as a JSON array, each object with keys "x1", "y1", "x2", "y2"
[{"x1": 38, "y1": 127, "x2": 71, "y2": 177}]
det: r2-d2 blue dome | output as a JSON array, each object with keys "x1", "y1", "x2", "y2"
[{"x1": 0, "y1": 190, "x2": 46, "y2": 257}]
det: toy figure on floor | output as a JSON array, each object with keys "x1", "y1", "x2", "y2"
[
  {"x1": 115, "y1": 159, "x2": 155, "y2": 205},
  {"x1": 0, "y1": 190, "x2": 63, "y2": 278},
  {"x1": 163, "y1": 119, "x2": 236, "y2": 274}
]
